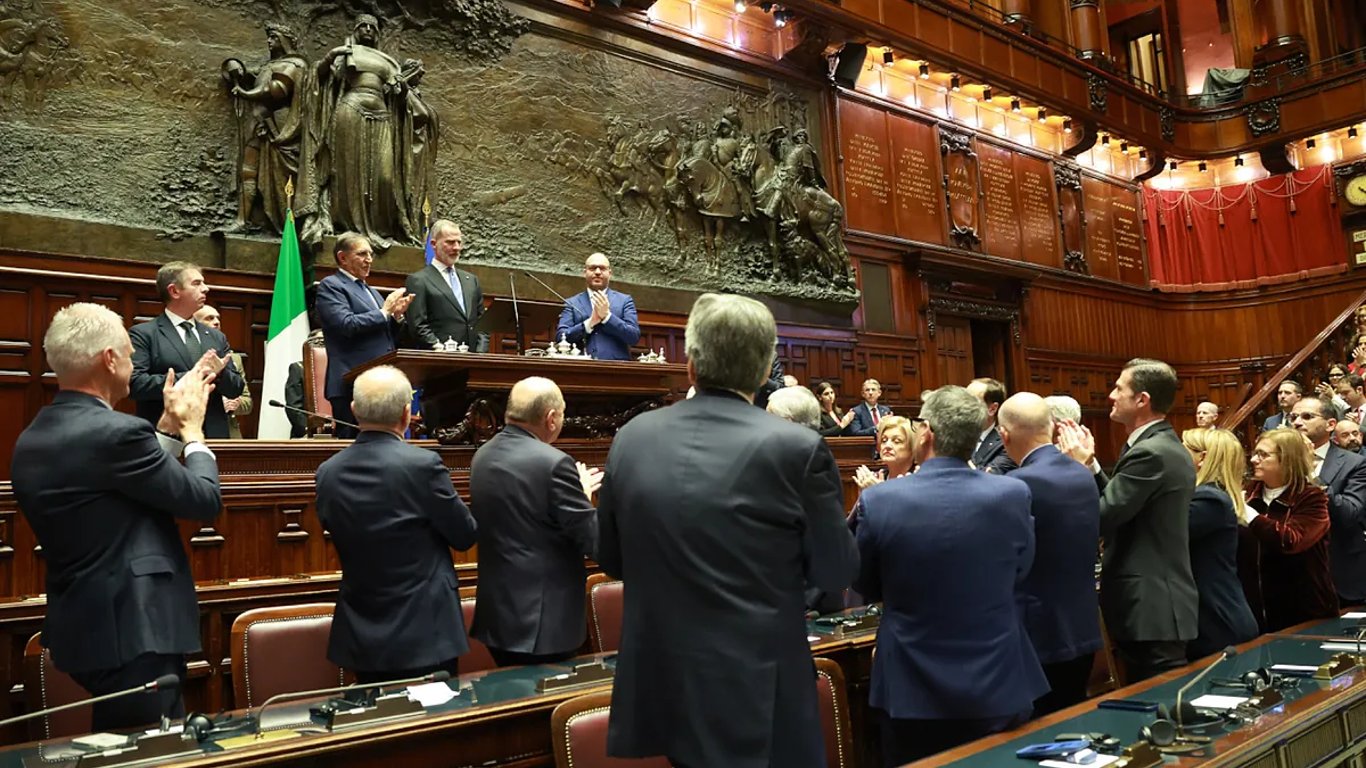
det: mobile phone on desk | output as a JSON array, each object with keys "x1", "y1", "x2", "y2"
[
  {"x1": 1096, "y1": 698, "x2": 1160, "y2": 712},
  {"x1": 1016, "y1": 740, "x2": 1093, "y2": 761}
]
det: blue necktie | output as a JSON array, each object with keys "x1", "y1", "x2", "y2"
[
  {"x1": 355, "y1": 279, "x2": 380, "y2": 311},
  {"x1": 447, "y1": 267, "x2": 465, "y2": 314}
]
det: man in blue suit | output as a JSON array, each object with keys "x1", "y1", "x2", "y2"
[
  {"x1": 856, "y1": 385, "x2": 1047, "y2": 765},
  {"x1": 999, "y1": 392, "x2": 1101, "y2": 715},
  {"x1": 848, "y1": 378, "x2": 892, "y2": 436},
  {"x1": 967, "y1": 377, "x2": 1017, "y2": 474},
  {"x1": 554, "y1": 252, "x2": 640, "y2": 361},
  {"x1": 316, "y1": 232, "x2": 413, "y2": 438},
  {"x1": 1261, "y1": 380, "x2": 1302, "y2": 431}
]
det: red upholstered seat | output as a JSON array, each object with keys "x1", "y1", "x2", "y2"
[
  {"x1": 586, "y1": 573, "x2": 623, "y2": 654},
  {"x1": 23, "y1": 632, "x2": 91, "y2": 740},
  {"x1": 460, "y1": 596, "x2": 498, "y2": 673},
  {"x1": 229, "y1": 603, "x2": 343, "y2": 708},
  {"x1": 301, "y1": 335, "x2": 331, "y2": 435}
]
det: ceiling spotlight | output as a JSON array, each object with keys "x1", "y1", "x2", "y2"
[
  {"x1": 950, "y1": 74, "x2": 961, "y2": 91},
  {"x1": 1120, "y1": 142, "x2": 1129, "y2": 153},
  {"x1": 981, "y1": 87, "x2": 993, "y2": 101},
  {"x1": 1306, "y1": 138, "x2": 1317, "y2": 149},
  {"x1": 918, "y1": 62, "x2": 930, "y2": 79},
  {"x1": 1198, "y1": 161, "x2": 1208, "y2": 172},
  {"x1": 882, "y1": 49, "x2": 894, "y2": 66},
  {"x1": 1010, "y1": 97, "x2": 1021, "y2": 113},
  {"x1": 1037, "y1": 108, "x2": 1047, "y2": 122},
  {"x1": 1063, "y1": 118, "x2": 1073, "y2": 134},
  {"x1": 1100, "y1": 134, "x2": 1109, "y2": 145},
  {"x1": 1234, "y1": 156, "x2": 1244, "y2": 167},
  {"x1": 1169, "y1": 160, "x2": 1178, "y2": 171}
]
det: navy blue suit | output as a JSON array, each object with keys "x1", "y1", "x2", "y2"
[
  {"x1": 129, "y1": 314, "x2": 244, "y2": 439},
  {"x1": 555, "y1": 288, "x2": 640, "y2": 361},
  {"x1": 1187, "y1": 484, "x2": 1259, "y2": 658},
  {"x1": 972, "y1": 426, "x2": 1019, "y2": 474},
  {"x1": 847, "y1": 402, "x2": 892, "y2": 436},
  {"x1": 856, "y1": 456, "x2": 1047, "y2": 758},
  {"x1": 316, "y1": 272, "x2": 400, "y2": 435},
  {"x1": 1262, "y1": 412, "x2": 1290, "y2": 432}
]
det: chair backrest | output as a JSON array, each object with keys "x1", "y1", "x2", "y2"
[
  {"x1": 229, "y1": 603, "x2": 343, "y2": 708},
  {"x1": 301, "y1": 335, "x2": 331, "y2": 434},
  {"x1": 460, "y1": 596, "x2": 498, "y2": 674},
  {"x1": 586, "y1": 573, "x2": 623, "y2": 654},
  {"x1": 814, "y1": 657, "x2": 855, "y2": 768},
  {"x1": 550, "y1": 690, "x2": 672, "y2": 768},
  {"x1": 22, "y1": 632, "x2": 91, "y2": 741}
]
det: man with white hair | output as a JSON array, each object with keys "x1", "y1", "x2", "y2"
[
  {"x1": 555, "y1": 252, "x2": 639, "y2": 361},
  {"x1": 598, "y1": 293, "x2": 856, "y2": 768},
  {"x1": 316, "y1": 365, "x2": 478, "y2": 681},
  {"x1": 1195, "y1": 401, "x2": 1220, "y2": 428},
  {"x1": 12, "y1": 303, "x2": 221, "y2": 731},
  {"x1": 194, "y1": 304, "x2": 253, "y2": 438},
  {"x1": 766, "y1": 385, "x2": 821, "y2": 430}
]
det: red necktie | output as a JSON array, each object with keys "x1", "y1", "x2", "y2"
[{"x1": 871, "y1": 406, "x2": 880, "y2": 425}]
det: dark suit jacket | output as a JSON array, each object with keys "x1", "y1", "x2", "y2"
[
  {"x1": 405, "y1": 263, "x2": 484, "y2": 351},
  {"x1": 1095, "y1": 420, "x2": 1200, "y2": 643},
  {"x1": 1319, "y1": 444, "x2": 1366, "y2": 601},
  {"x1": 555, "y1": 288, "x2": 640, "y2": 361},
  {"x1": 11, "y1": 392, "x2": 221, "y2": 674},
  {"x1": 596, "y1": 390, "x2": 857, "y2": 768},
  {"x1": 316, "y1": 431, "x2": 478, "y2": 671},
  {"x1": 855, "y1": 457, "x2": 1048, "y2": 720},
  {"x1": 1262, "y1": 412, "x2": 1290, "y2": 432},
  {"x1": 284, "y1": 362, "x2": 307, "y2": 438},
  {"x1": 1187, "y1": 484, "x2": 1259, "y2": 659},
  {"x1": 818, "y1": 411, "x2": 847, "y2": 437},
  {"x1": 129, "y1": 313, "x2": 244, "y2": 439},
  {"x1": 847, "y1": 402, "x2": 892, "y2": 436},
  {"x1": 469, "y1": 425, "x2": 597, "y2": 655},
  {"x1": 972, "y1": 425, "x2": 1019, "y2": 474},
  {"x1": 1011, "y1": 445, "x2": 1102, "y2": 664},
  {"x1": 1240, "y1": 482, "x2": 1337, "y2": 632},
  {"x1": 316, "y1": 273, "x2": 400, "y2": 400}
]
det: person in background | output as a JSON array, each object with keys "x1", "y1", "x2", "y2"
[
  {"x1": 782, "y1": 374, "x2": 800, "y2": 388},
  {"x1": 848, "y1": 378, "x2": 892, "y2": 436},
  {"x1": 1289, "y1": 397, "x2": 1366, "y2": 606},
  {"x1": 1336, "y1": 373, "x2": 1366, "y2": 426},
  {"x1": 284, "y1": 362, "x2": 308, "y2": 438},
  {"x1": 852, "y1": 416, "x2": 917, "y2": 492},
  {"x1": 1336, "y1": 419, "x2": 1366, "y2": 455},
  {"x1": 766, "y1": 385, "x2": 821, "y2": 430},
  {"x1": 405, "y1": 220, "x2": 484, "y2": 352},
  {"x1": 194, "y1": 305, "x2": 253, "y2": 438},
  {"x1": 1314, "y1": 362, "x2": 1349, "y2": 417},
  {"x1": 554, "y1": 252, "x2": 639, "y2": 361},
  {"x1": 1043, "y1": 394, "x2": 1082, "y2": 442},
  {"x1": 1262, "y1": 381, "x2": 1302, "y2": 431},
  {"x1": 967, "y1": 377, "x2": 1016, "y2": 474},
  {"x1": 815, "y1": 380, "x2": 854, "y2": 437},
  {"x1": 1195, "y1": 401, "x2": 1219, "y2": 429},
  {"x1": 1180, "y1": 428, "x2": 1259, "y2": 659}
]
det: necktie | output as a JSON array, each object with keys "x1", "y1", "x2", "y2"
[
  {"x1": 1118, "y1": 441, "x2": 1132, "y2": 461},
  {"x1": 179, "y1": 320, "x2": 203, "y2": 362},
  {"x1": 870, "y1": 406, "x2": 880, "y2": 425},
  {"x1": 447, "y1": 267, "x2": 465, "y2": 314},
  {"x1": 356, "y1": 279, "x2": 380, "y2": 311}
]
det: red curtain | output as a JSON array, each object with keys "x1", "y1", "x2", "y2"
[{"x1": 1143, "y1": 165, "x2": 1347, "y2": 292}]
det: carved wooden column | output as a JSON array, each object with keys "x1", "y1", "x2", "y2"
[
  {"x1": 1068, "y1": 0, "x2": 1104, "y2": 59},
  {"x1": 1001, "y1": 0, "x2": 1032, "y2": 27}
]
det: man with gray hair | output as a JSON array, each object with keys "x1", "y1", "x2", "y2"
[
  {"x1": 855, "y1": 386, "x2": 1045, "y2": 763},
  {"x1": 470, "y1": 376, "x2": 602, "y2": 667},
  {"x1": 316, "y1": 365, "x2": 477, "y2": 682},
  {"x1": 1044, "y1": 394, "x2": 1082, "y2": 425},
  {"x1": 598, "y1": 293, "x2": 856, "y2": 768},
  {"x1": 766, "y1": 385, "x2": 821, "y2": 430},
  {"x1": 12, "y1": 302, "x2": 221, "y2": 731},
  {"x1": 405, "y1": 219, "x2": 484, "y2": 353}
]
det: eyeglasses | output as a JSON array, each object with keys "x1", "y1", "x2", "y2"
[{"x1": 1252, "y1": 450, "x2": 1279, "y2": 459}]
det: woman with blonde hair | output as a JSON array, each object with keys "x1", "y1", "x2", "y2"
[
  {"x1": 1238, "y1": 427, "x2": 1337, "y2": 632},
  {"x1": 852, "y1": 416, "x2": 917, "y2": 489},
  {"x1": 1181, "y1": 428, "x2": 1258, "y2": 658}
]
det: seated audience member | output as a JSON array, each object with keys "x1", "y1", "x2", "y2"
[
  {"x1": 316, "y1": 366, "x2": 478, "y2": 682},
  {"x1": 852, "y1": 416, "x2": 917, "y2": 492},
  {"x1": 1338, "y1": 373, "x2": 1366, "y2": 426},
  {"x1": 967, "y1": 377, "x2": 1017, "y2": 474},
  {"x1": 1043, "y1": 395, "x2": 1082, "y2": 441},
  {"x1": 470, "y1": 377, "x2": 601, "y2": 667},
  {"x1": 767, "y1": 385, "x2": 821, "y2": 430},
  {"x1": 1262, "y1": 381, "x2": 1302, "y2": 431},
  {"x1": 1351, "y1": 335, "x2": 1366, "y2": 377},
  {"x1": 848, "y1": 378, "x2": 892, "y2": 435},
  {"x1": 1290, "y1": 397, "x2": 1366, "y2": 605},
  {"x1": 1337, "y1": 419, "x2": 1366, "y2": 455},
  {"x1": 1195, "y1": 401, "x2": 1219, "y2": 429},
  {"x1": 998, "y1": 393, "x2": 1101, "y2": 716},
  {"x1": 194, "y1": 305, "x2": 253, "y2": 438},
  {"x1": 856, "y1": 386, "x2": 1046, "y2": 765},
  {"x1": 1180, "y1": 428, "x2": 1259, "y2": 659},
  {"x1": 1239, "y1": 428, "x2": 1337, "y2": 632},
  {"x1": 815, "y1": 380, "x2": 854, "y2": 437},
  {"x1": 1315, "y1": 362, "x2": 1349, "y2": 417}
]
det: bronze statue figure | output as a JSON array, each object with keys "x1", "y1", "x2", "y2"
[
  {"x1": 221, "y1": 22, "x2": 307, "y2": 233},
  {"x1": 398, "y1": 58, "x2": 438, "y2": 238}
]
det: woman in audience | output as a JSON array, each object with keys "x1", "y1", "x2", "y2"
[
  {"x1": 1181, "y1": 428, "x2": 1259, "y2": 659},
  {"x1": 1238, "y1": 427, "x2": 1337, "y2": 632},
  {"x1": 814, "y1": 380, "x2": 854, "y2": 437},
  {"x1": 852, "y1": 416, "x2": 917, "y2": 489}
]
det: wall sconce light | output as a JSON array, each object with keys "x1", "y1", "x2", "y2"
[
  {"x1": 950, "y1": 74, "x2": 961, "y2": 91},
  {"x1": 1063, "y1": 118, "x2": 1073, "y2": 133},
  {"x1": 981, "y1": 87, "x2": 993, "y2": 101},
  {"x1": 1139, "y1": 150, "x2": 1148, "y2": 160},
  {"x1": 1350, "y1": 126, "x2": 1360, "y2": 139},
  {"x1": 882, "y1": 49, "x2": 894, "y2": 66},
  {"x1": 1037, "y1": 108, "x2": 1047, "y2": 122},
  {"x1": 1010, "y1": 97, "x2": 1021, "y2": 112},
  {"x1": 1234, "y1": 156, "x2": 1244, "y2": 167},
  {"x1": 1306, "y1": 138, "x2": 1317, "y2": 149},
  {"x1": 1198, "y1": 161, "x2": 1208, "y2": 172},
  {"x1": 1120, "y1": 142, "x2": 1129, "y2": 153},
  {"x1": 735, "y1": 0, "x2": 747, "y2": 12},
  {"x1": 773, "y1": 8, "x2": 792, "y2": 26},
  {"x1": 1169, "y1": 161, "x2": 1178, "y2": 171},
  {"x1": 918, "y1": 62, "x2": 930, "y2": 79},
  {"x1": 1100, "y1": 134, "x2": 1109, "y2": 145}
]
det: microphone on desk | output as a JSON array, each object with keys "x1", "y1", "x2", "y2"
[
  {"x1": 522, "y1": 270, "x2": 582, "y2": 322},
  {"x1": 0, "y1": 673, "x2": 180, "y2": 730},
  {"x1": 253, "y1": 670, "x2": 451, "y2": 734},
  {"x1": 267, "y1": 400, "x2": 360, "y2": 431},
  {"x1": 1174, "y1": 645, "x2": 1237, "y2": 734}
]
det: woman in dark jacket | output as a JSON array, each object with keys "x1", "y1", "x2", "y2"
[
  {"x1": 814, "y1": 381, "x2": 853, "y2": 437},
  {"x1": 1181, "y1": 428, "x2": 1259, "y2": 659}
]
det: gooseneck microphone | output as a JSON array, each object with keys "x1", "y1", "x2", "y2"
[
  {"x1": 0, "y1": 673, "x2": 180, "y2": 729},
  {"x1": 522, "y1": 270, "x2": 582, "y2": 323},
  {"x1": 267, "y1": 400, "x2": 359, "y2": 431},
  {"x1": 253, "y1": 670, "x2": 451, "y2": 733},
  {"x1": 1175, "y1": 645, "x2": 1237, "y2": 734}
]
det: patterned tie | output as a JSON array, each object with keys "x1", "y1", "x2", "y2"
[
  {"x1": 355, "y1": 279, "x2": 380, "y2": 311},
  {"x1": 447, "y1": 266, "x2": 465, "y2": 314},
  {"x1": 179, "y1": 320, "x2": 202, "y2": 362}
]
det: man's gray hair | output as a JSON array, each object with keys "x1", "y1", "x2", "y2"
[
  {"x1": 685, "y1": 293, "x2": 775, "y2": 395},
  {"x1": 766, "y1": 386, "x2": 820, "y2": 430},
  {"x1": 44, "y1": 303, "x2": 128, "y2": 378},
  {"x1": 1043, "y1": 395, "x2": 1082, "y2": 424},
  {"x1": 352, "y1": 365, "x2": 413, "y2": 425},
  {"x1": 156, "y1": 261, "x2": 201, "y2": 303},
  {"x1": 921, "y1": 385, "x2": 988, "y2": 461},
  {"x1": 429, "y1": 219, "x2": 460, "y2": 240}
]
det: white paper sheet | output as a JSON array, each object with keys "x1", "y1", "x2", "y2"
[
  {"x1": 406, "y1": 681, "x2": 457, "y2": 707},
  {"x1": 1188, "y1": 693, "x2": 1249, "y2": 710},
  {"x1": 1040, "y1": 755, "x2": 1119, "y2": 767}
]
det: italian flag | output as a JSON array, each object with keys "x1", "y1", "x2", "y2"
[{"x1": 258, "y1": 210, "x2": 308, "y2": 439}]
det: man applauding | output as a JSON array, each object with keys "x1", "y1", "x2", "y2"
[{"x1": 555, "y1": 252, "x2": 640, "y2": 361}]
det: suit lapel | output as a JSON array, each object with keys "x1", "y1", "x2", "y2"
[
  {"x1": 426, "y1": 264, "x2": 466, "y2": 320},
  {"x1": 156, "y1": 314, "x2": 196, "y2": 371},
  {"x1": 1322, "y1": 447, "x2": 1345, "y2": 486},
  {"x1": 460, "y1": 269, "x2": 477, "y2": 321}
]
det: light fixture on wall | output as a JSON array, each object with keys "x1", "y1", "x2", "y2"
[
  {"x1": 1037, "y1": 107, "x2": 1047, "y2": 122},
  {"x1": 981, "y1": 86, "x2": 993, "y2": 101},
  {"x1": 1198, "y1": 161, "x2": 1208, "y2": 172},
  {"x1": 1169, "y1": 160, "x2": 1178, "y2": 171},
  {"x1": 882, "y1": 49, "x2": 894, "y2": 66},
  {"x1": 950, "y1": 74, "x2": 961, "y2": 91},
  {"x1": 1306, "y1": 138, "x2": 1317, "y2": 149},
  {"x1": 1120, "y1": 141, "x2": 1129, "y2": 153},
  {"x1": 1063, "y1": 118, "x2": 1073, "y2": 133},
  {"x1": 918, "y1": 62, "x2": 930, "y2": 79},
  {"x1": 773, "y1": 7, "x2": 792, "y2": 26},
  {"x1": 1139, "y1": 150, "x2": 1148, "y2": 160},
  {"x1": 1350, "y1": 126, "x2": 1360, "y2": 139},
  {"x1": 1010, "y1": 97, "x2": 1021, "y2": 112},
  {"x1": 1100, "y1": 133, "x2": 1109, "y2": 145},
  {"x1": 1234, "y1": 155, "x2": 1244, "y2": 166}
]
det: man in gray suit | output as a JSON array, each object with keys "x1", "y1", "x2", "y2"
[
  {"x1": 469, "y1": 376, "x2": 601, "y2": 667},
  {"x1": 597, "y1": 293, "x2": 858, "y2": 768},
  {"x1": 1059, "y1": 358, "x2": 1198, "y2": 682},
  {"x1": 1290, "y1": 397, "x2": 1366, "y2": 604}
]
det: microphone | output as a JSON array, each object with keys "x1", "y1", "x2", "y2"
[
  {"x1": 0, "y1": 673, "x2": 180, "y2": 729},
  {"x1": 267, "y1": 400, "x2": 359, "y2": 431},
  {"x1": 522, "y1": 270, "x2": 582, "y2": 322},
  {"x1": 1175, "y1": 646, "x2": 1237, "y2": 734},
  {"x1": 254, "y1": 670, "x2": 451, "y2": 733}
]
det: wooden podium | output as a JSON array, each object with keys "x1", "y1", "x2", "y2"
[{"x1": 348, "y1": 351, "x2": 688, "y2": 444}]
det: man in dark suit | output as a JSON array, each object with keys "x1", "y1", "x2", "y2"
[
  {"x1": 967, "y1": 376, "x2": 1018, "y2": 474},
  {"x1": 129, "y1": 261, "x2": 245, "y2": 439},
  {"x1": 469, "y1": 377, "x2": 601, "y2": 666},
  {"x1": 316, "y1": 232, "x2": 413, "y2": 439},
  {"x1": 856, "y1": 385, "x2": 1047, "y2": 765},
  {"x1": 597, "y1": 293, "x2": 857, "y2": 768},
  {"x1": 1290, "y1": 396, "x2": 1366, "y2": 604},
  {"x1": 12, "y1": 303, "x2": 222, "y2": 731},
  {"x1": 316, "y1": 365, "x2": 478, "y2": 682},
  {"x1": 1058, "y1": 358, "x2": 1198, "y2": 682},
  {"x1": 284, "y1": 362, "x2": 307, "y2": 438},
  {"x1": 405, "y1": 220, "x2": 484, "y2": 352},
  {"x1": 1261, "y1": 380, "x2": 1302, "y2": 431},
  {"x1": 554, "y1": 252, "x2": 640, "y2": 361},
  {"x1": 998, "y1": 392, "x2": 1101, "y2": 715},
  {"x1": 1336, "y1": 419, "x2": 1366, "y2": 455},
  {"x1": 848, "y1": 377, "x2": 892, "y2": 436}
]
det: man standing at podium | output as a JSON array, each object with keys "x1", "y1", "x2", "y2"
[
  {"x1": 405, "y1": 220, "x2": 484, "y2": 352},
  {"x1": 555, "y1": 252, "x2": 639, "y2": 361}
]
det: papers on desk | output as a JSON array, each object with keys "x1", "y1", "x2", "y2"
[
  {"x1": 1188, "y1": 694, "x2": 1250, "y2": 710},
  {"x1": 1342, "y1": 611, "x2": 1366, "y2": 619},
  {"x1": 407, "y1": 681, "x2": 458, "y2": 707},
  {"x1": 1320, "y1": 642, "x2": 1366, "y2": 652},
  {"x1": 1040, "y1": 756, "x2": 1119, "y2": 767},
  {"x1": 1271, "y1": 663, "x2": 1320, "y2": 677}
]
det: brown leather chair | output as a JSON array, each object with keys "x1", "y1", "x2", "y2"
[
  {"x1": 229, "y1": 603, "x2": 343, "y2": 708},
  {"x1": 22, "y1": 632, "x2": 91, "y2": 740},
  {"x1": 460, "y1": 595, "x2": 499, "y2": 674},
  {"x1": 813, "y1": 657, "x2": 855, "y2": 768},
  {"x1": 301, "y1": 334, "x2": 332, "y2": 435},
  {"x1": 586, "y1": 573, "x2": 624, "y2": 654}
]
